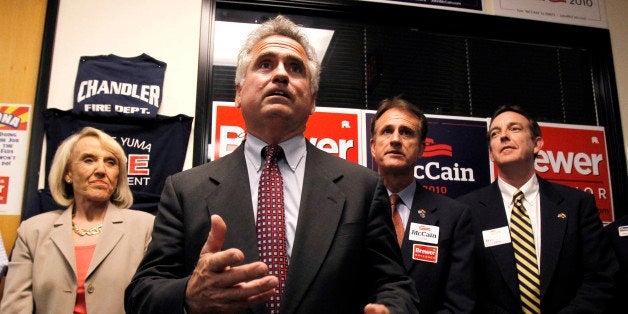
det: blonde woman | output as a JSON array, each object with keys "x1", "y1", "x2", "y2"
[{"x1": 1, "y1": 127, "x2": 154, "y2": 313}]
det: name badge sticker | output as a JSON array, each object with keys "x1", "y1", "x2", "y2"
[
  {"x1": 409, "y1": 223, "x2": 439, "y2": 244},
  {"x1": 482, "y1": 226, "x2": 511, "y2": 248},
  {"x1": 618, "y1": 226, "x2": 628, "y2": 237},
  {"x1": 412, "y1": 244, "x2": 438, "y2": 263}
]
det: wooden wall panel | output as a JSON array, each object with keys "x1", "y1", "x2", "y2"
[{"x1": 0, "y1": 0, "x2": 47, "y2": 259}]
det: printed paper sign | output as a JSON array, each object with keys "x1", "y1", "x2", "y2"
[
  {"x1": 0, "y1": 104, "x2": 31, "y2": 215},
  {"x1": 494, "y1": 0, "x2": 607, "y2": 28},
  {"x1": 358, "y1": 0, "x2": 482, "y2": 11}
]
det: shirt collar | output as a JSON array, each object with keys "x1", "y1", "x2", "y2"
[
  {"x1": 497, "y1": 174, "x2": 539, "y2": 205},
  {"x1": 388, "y1": 180, "x2": 416, "y2": 209},
  {"x1": 244, "y1": 134, "x2": 306, "y2": 172}
]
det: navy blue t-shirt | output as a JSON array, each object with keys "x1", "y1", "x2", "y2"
[{"x1": 73, "y1": 54, "x2": 166, "y2": 119}]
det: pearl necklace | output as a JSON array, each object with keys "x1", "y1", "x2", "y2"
[{"x1": 72, "y1": 221, "x2": 103, "y2": 236}]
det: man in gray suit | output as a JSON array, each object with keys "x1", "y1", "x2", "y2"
[{"x1": 125, "y1": 15, "x2": 419, "y2": 314}]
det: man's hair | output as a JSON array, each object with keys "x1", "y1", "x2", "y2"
[
  {"x1": 488, "y1": 104, "x2": 542, "y2": 141},
  {"x1": 48, "y1": 127, "x2": 133, "y2": 208},
  {"x1": 234, "y1": 15, "x2": 321, "y2": 96},
  {"x1": 370, "y1": 96, "x2": 428, "y2": 142}
]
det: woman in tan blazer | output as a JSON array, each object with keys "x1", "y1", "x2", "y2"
[{"x1": 1, "y1": 127, "x2": 154, "y2": 313}]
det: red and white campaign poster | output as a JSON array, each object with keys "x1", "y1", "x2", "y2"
[
  {"x1": 492, "y1": 122, "x2": 613, "y2": 222},
  {"x1": 211, "y1": 102, "x2": 364, "y2": 164},
  {"x1": 536, "y1": 123, "x2": 613, "y2": 223}
]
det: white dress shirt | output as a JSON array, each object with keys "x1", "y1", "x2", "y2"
[{"x1": 244, "y1": 134, "x2": 307, "y2": 258}]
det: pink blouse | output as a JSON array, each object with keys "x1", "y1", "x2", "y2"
[{"x1": 73, "y1": 244, "x2": 96, "y2": 314}]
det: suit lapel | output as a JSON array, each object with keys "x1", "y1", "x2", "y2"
[
  {"x1": 537, "y1": 178, "x2": 567, "y2": 298},
  {"x1": 50, "y1": 207, "x2": 78, "y2": 275},
  {"x1": 281, "y1": 143, "x2": 346, "y2": 313},
  {"x1": 478, "y1": 183, "x2": 520, "y2": 297},
  {"x1": 402, "y1": 185, "x2": 439, "y2": 271},
  {"x1": 206, "y1": 144, "x2": 259, "y2": 264},
  {"x1": 87, "y1": 204, "x2": 124, "y2": 278}
]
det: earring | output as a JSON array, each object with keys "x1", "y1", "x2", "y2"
[{"x1": 66, "y1": 179, "x2": 72, "y2": 184}]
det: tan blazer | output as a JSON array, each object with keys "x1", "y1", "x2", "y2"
[{"x1": 1, "y1": 204, "x2": 154, "y2": 314}]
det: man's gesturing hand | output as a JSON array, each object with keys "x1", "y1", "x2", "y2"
[{"x1": 185, "y1": 215, "x2": 279, "y2": 313}]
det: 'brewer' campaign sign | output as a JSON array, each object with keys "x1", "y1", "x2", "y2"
[
  {"x1": 537, "y1": 123, "x2": 613, "y2": 223},
  {"x1": 490, "y1": 122, "x2": 614, "y2": 223},
  {"x1": 211, "y1": 102, "x2": 363, "y2": 163}
]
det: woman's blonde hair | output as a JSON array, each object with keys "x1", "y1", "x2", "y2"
[{"x1": 48, "y1": 127, "x2": 133, "y2": 208}]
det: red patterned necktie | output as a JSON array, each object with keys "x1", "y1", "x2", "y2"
[
  {"x1": 256, "y1": 144, "x2": 288, "y2": 313},
  {"x1": 390, "y1": 194, "x2": 404, "y2": 247}
]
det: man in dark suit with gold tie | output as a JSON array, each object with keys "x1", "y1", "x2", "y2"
[{"x1": 457, "y1": 104, "x2": 618, "y2": 313}]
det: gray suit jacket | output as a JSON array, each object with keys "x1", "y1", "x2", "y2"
[
  {"x1": 0, "y1": 204, "x2": 154, "y2": 314},
  {"x1": 125, "y1": 141, "x2": 419, "y2": 314}
]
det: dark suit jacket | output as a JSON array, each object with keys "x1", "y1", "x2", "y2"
[
  {"x1": 603, "y1": 214, "x2": 628, "y2": 313},
  {"x1": 125, "y1": 141, "x2": 419, "y2": 314},
  {"x1": 400, "y1": 184, "x2": 475, "y2": 313},
  {"x1": 457, "y1": 177, "x2": 617, "y2": 314}
]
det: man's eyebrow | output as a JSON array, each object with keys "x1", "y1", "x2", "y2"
[
  {"x1": 507, "y1": 122, "x2": 524, "y2": 128},
  {"x1": 253, "y1": 51, "x2": 275, "y2": 60}
]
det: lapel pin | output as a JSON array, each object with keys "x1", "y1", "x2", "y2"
[
  {"x1": 557, "y1": 213, "x2": 567, "y2": 219},
  {"x1": 418, "y1": 209, "x2": 427, "y2": 218}
]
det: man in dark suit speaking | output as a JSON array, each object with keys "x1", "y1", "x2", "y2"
[
  {"x1": 124, "y1": 15, "x2": 419, "y2": 314},
  {"x1": 370, "y1": 96, "x2": 475, "y2": 313},
  {"x1": 457, "y1": 105, "x2": 617, "y2": 313}
]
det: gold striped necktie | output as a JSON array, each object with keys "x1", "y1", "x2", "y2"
[{"x1": 510, "y1": 190, "x2": 541, "y2": 314}]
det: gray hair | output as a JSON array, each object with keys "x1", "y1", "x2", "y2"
[{"x1": 234, "y1": 15, "x2": 321, "y2": 95}]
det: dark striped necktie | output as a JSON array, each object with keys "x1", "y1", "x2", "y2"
[{"x1": 510, "y1": 189, "x2": 541, "y2": 314}]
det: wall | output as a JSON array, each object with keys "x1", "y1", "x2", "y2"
[
  {"x1": 0, "y1": 0, "x2": 47, "y2": 260},
  {"x1": 46, "y1": 0, "x2": 202, "y2": 170},
  {"x1": 0, "y1": 0, "x2": 48, "y2": 299},
  {"x1": 606, "y1": 0, "x2": 628, "y2": 164}
]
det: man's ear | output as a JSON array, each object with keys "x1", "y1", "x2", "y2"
[
  {"x1": 235, "y1": 84, "x2": 242, "y2": 108},
  {"x1": 309, "y1": 96, "x2": 317, "y2": 115},
  {"x1": 533, "y1": 136, "x2": 544, "y2": 155},
  {"x1": 417, "y1": 141, "x2": 426, "y2": 161},
  {"x1": 370, "y1": 138, "x2": 376, "y2": 157}
]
